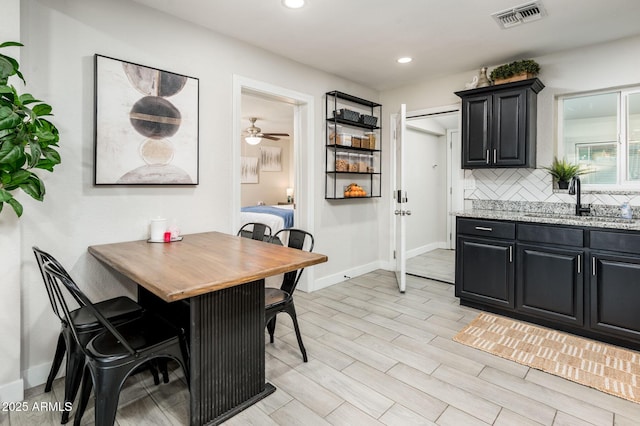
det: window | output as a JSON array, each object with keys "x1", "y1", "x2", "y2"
[{"x1": 558, "y1": 88, "x2": 640, "y2": 188}]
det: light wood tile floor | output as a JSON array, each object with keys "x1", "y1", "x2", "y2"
[
  {"x1": 7, "y1": 270, "x2": 640, "y2": 425},
  {"x1": 406, "y1": 249, "x2": 455, "y2": 284}
]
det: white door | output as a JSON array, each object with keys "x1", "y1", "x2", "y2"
[{"x1": 393, "y1": 104, "x2": 408, "y2": 293}]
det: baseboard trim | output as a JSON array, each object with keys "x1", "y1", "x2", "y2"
[
  {"x1": 312, "y1": 261, "x2": 384, "y2": 291},
  {"x1": 406, "y1": 241, "x2": 448, "y2": 258},
  {"x1": 22, "y1": 360, "x2": 59, "y2": 391}
]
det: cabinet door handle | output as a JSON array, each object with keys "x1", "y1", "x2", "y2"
[
  {"x1": 577, "y1": 254, "x2": 581, "y2": 274},
  {"x1": 592, "y1": 256, "x2": 596, "y2": 276},
  {"x1": 493, "y1": 149, "x2": 497, "y2": 163},
  {"x1": 474, "y1": 226, "x2": 493, "y2": 232},
  {"x1": 486, "y1": 150, "x2": 490, "y2": 164},
  {"x1": 509, "y1": 245, "x2": 513, "y2": 263}
]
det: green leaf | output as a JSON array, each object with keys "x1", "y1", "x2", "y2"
[
  {"x1": 0, "y1": 188, "x2": 11, "y2": 202},
  {"x1": 10, "y1": 169, "x2": 30, "y2": 185},
  {"x1": 19, "y1": 175, "x2": 45, "y2": 201},
  {"x1": 7, "y1": 197, "x2": 23, "y2": 217},
  {"x1": 28, "y1": 141, "x2": 42, "y2": 167},
  {"x1": 42, "y1": 147, "x2": 61, "y2": 164},
  {"x1": 19, "y1": 93, "x2": 40, "y2": 105},
  {"x1": 0, "y1": 143, "x2": 22, "y2": 164},
  {"x1": 35, "y1": 159, "x2": 56, "y2": 171},
  {"x1": 32, "y1": 103, "x2": 52, "y2": 117},
  {"x1": 0, "y1": 57, "x2": 13, "y2": 80},
  {"x1": 0, "y1": 108, "x2": 21, "y2": 131},
  {"x1": 0, "y1": 42, "x2": 24, "y2": 49}
]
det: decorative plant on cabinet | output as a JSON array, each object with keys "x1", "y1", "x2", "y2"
[{"x1": 0, "y1": 42, "x2": 61, "y2": 217}]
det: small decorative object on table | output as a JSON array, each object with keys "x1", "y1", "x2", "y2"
[
  {"x1": 490, "y1": 59, "x2": 540, "y2": 85},
  {"x1": 541, "y1": 157, "x2": 588, "y2": 189}
]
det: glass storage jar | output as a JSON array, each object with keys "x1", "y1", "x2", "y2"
[{"x1": 335, "y1": 152, "x2": 349, "y2": 172}]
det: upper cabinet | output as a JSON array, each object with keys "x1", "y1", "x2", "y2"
[{"x1": 455, "y1": 78, "x2": 544, "y2": 169}]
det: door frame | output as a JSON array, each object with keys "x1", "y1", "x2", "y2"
[
  {"x1": 390, "y1": 103, "x2": 461, "y2": 263},
  {"x1": 232, "y1": 75, "x2": 315, "y2": 290}
]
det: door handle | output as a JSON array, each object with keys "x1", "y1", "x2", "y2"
[
  {"x1": 577, "y1": 254, "x2": 581, "y2": 274},
  {"x1": 486, "y1": 150, "x2": 490, "y2": 165},
  {"x1": 406, "y1": 210, "x2": 412, "y2": 215},
  {"x1": 394, "y1": 210, "x2": 411, "y2": 216},
  {"x1": 592, "y1": 256, "x2": 596, "y2": 276},
  {"x1": 394, "y1": 210, "x2": 401, "y2": 215},
  {"x1": 474, "y1": 226, "x2": 493, "y2": 232},
  {"x1": 493, "y1": 149, "x2": 497, "y2": 163}
]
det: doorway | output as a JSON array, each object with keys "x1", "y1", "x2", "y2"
[
  {"x1": 232, "y1": 76, "x2": 316, "y2": 291},
  {"x1": 403, "y1": 108, "x2": 460, "y2": 283}
]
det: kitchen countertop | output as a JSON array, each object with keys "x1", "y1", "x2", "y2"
[{"x1": 454, "y1": 208, "x2": 640, "y2": 231}]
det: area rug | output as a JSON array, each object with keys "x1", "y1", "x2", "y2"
[{"x1": 453, "y1": 312, "x2": 640, "y2": 404}]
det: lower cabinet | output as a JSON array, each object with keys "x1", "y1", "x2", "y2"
[
  {"x1": 517, "y1": 244, "x2": 584, "y2": 326},
  {"x1": 456, "y1": 218, "x2": 640, "y2": 350},
  {"x1": 590, "y1": 252, "x2": 640, "y2": 341},
  {"x1": 456, "y1": 236, "x2": 514, "y2": 308}
]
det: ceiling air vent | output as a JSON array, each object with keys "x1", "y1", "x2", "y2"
[{"x1": 492, "y1": 1, "x2": 547, "y2": 29}]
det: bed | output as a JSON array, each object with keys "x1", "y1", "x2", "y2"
[{"x1": 240, "y1": 204, "x2": 294, "y2": 235}]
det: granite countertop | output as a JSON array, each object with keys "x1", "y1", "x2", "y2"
[{"x1": 454, "y1": 209, "x2": 640, "y2": 231}]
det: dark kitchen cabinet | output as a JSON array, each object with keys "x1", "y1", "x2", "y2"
[
  {"x1": 590, "y1": 229, "x2": 640, "y2": 342},
  {"x1": 516, "y1": 223, "x2": 585, "y2": 326},
  {"x1": 455, "y1": 78, "x2": 544, "y2": 169},
  {"x1": 517, "y1": 244, "x2": 585, "y2": 326},
  {"x1": 455, "y1": 218, "x2": 515, "y2": 309}
]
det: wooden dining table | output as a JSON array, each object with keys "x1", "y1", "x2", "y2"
[{"x1": 88, "y1": 231, "x2": 327, "y2": 425}]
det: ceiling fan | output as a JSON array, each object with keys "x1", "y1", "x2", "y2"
[{"x1": 244, "y1": 117, "x2": 289, "y2": 145}]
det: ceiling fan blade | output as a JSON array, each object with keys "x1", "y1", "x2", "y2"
[
  {"x1": 262, "y1": 133, "x2": 289, "y2": 137},
  {"x1": 261, "y1": 135, "x2": 281, "y2": 141}
]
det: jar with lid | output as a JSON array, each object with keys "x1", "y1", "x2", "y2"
[
  {"x1": 358, "y1": 154, "x2": 368, "y2": 172},
  {"x1": 348, "y1": 153, "x2": 359, "y2": 172},
  {"x1": 364, "y1": 132, "x2": 376, "y2": 149},
  {"x1": 335, "y1": 152, "x2": 349, "y2": 172},
  {"x1": 366, "y1": 154, "x2": 375, "y2": 172}
]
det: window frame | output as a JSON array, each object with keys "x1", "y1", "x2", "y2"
[{"x1": 557, "y1": 86, "x2": 640, "y2": 191}]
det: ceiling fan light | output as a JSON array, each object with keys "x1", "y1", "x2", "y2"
[
  {"x1": 282, "y1": 0, "x2": 305, "y2": 9},
  {"x1": 245, "y1": 136, "x2": 262, "y2": 145}
]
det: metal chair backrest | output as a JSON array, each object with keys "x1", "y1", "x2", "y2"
[
  {"x1": 273, "y1": 228, "x2": 314, "y2": 295},
  {"x1": 42, "y1": 261, "x2": 139, "y2": 357},
  {"x1": 33, "y1": 247, "x2": 84, "y2": 324},
  {"x1": 237, "y1": 222, "x2": 273, "y2": 241}
]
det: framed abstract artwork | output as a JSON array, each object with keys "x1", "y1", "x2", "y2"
[
  {"x1": 94, "y1": 55, "x2": 199, "y2": 184},
  {"x1": 241, "y1": 157, "x2": 259, "y2": 184},
  {"x1": 260, "y1": 146, "x2": 282, "y2": 172}
]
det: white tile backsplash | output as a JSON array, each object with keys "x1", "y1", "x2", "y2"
[{"x1": 464, "y1": 168, "x2": 640, "y2": 206}]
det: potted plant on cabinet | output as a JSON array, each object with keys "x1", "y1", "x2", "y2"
[
  {"x1": 0, "y1": 41, "x2": 61, "y2": 217},
  {"x1": 542, "y1": 157, "x2": 587, "y2": 189},
  {"x1": 490, "y1": 59, "x2": 540, "y2": 85}
]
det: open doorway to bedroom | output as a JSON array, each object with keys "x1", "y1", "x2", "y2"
[
  {"x1": 239, "y1": 93, "x2": 295, "y2": 235},
  {"x1": 232, "y1": 76, "x2": 315, "y2": 290}
]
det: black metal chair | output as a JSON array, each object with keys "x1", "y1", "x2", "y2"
[
  {"x1": 237, "y1": 222, "x2": 273, "y2": 242},
  {"x1": 42, "y1": 260, "x2": 190, "y2": 426},
  {"x1": 33, "y1": 247, "x2": 150, "y2": 424},
  {"x1": 265, "y1": 229, "x2": 314, "y2": 362}
]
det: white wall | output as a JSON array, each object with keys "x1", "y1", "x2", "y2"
[
  {"x1": 15, "y1": 0, "x2": 380, "y2": 390},
  {"x1": 404, "y1": 128, "x2": 447, "y2": 254},
  {"x1": 0, "y1": 0, "x2": 24, "y2": 403},
  {"x1": 241, "y1": 140, "x2": 293, "y2": 206}
]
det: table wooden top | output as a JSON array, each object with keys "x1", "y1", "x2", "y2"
[{"x1": 88, "y1": 231, "x2": 327, "y2": 302}]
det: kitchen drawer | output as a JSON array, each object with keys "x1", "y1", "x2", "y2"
[
  {"x1": 518, "y1": 223, "x2": 584, "y2": 247},
  {"x1": 457, "y1": 218, "x2": 515, "y2": 239},
  {"x1": 591, "y1": 230, "x2": 640, "y2": 255}
]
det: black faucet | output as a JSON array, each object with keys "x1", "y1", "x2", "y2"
[{"x1": 568, "y1": 176, "x2": 591, "y2": 216}]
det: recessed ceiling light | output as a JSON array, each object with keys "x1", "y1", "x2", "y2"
[
  {"x1": 397, "y1": 57, "x2": 412, "y2": 64},
  {"x1": 282, "y1": 0, "x2": 305, "y2": 9}
]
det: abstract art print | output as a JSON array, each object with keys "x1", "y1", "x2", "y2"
[
  {"x1": 260, "y1": 146, "x2": 282, "y2": 172},
  {"x1": 94, "y1": 55, "x2": 199, "y2": 184},
  {"x1": 241, "y1": 156, "x2": 259, "y2": 183}
]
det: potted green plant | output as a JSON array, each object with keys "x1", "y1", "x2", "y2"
[
  {"x1": 542, "y1": 157, "x2": 587, "y2": 189},
  {"x1": 490, "y1": 59, "x2": 540, "y2": 85},
  {"x1": 0, "y1": 41, "x2": 61, "y2": 217}
]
